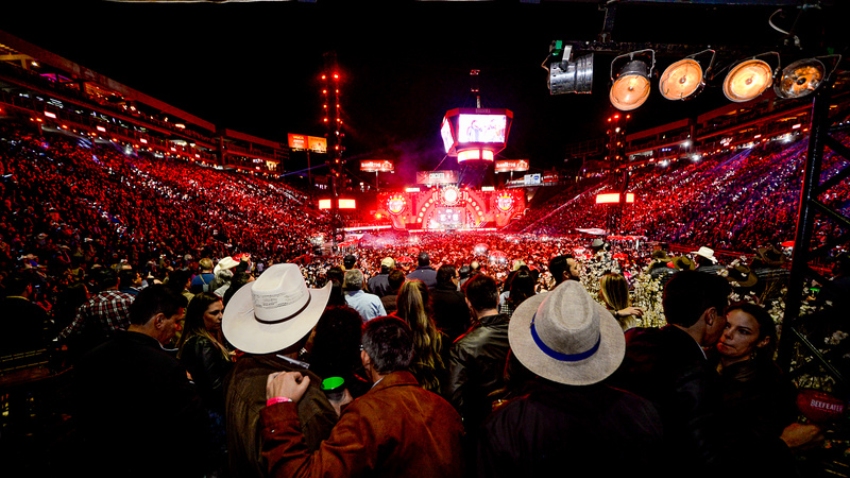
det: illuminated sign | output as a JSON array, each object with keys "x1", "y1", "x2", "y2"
[
  {"x1": 307, "y1": 136, "x2": 327, "y2": 153},
  {"x1": 319, "y1": 199, "x2": 356, "y2": 209},
  {"x1": 361, "y1": 160, "x2": 394, "y2": 172},
  {"x1": 288, "y1": 133, "x2": 307, "y2": 150},
  {"x1": 596, "y1": 193, "x2": 636, "y2": 204},
  {"x1": 387, "y1": 194, "x2": 407, "y2": 214},
  {"x1": 496, "y1": 192, "x2": 514, "y2": 212},
  {"x1": 457, "y1": 150, "x2": 494, "y2": 162},
  {"x1": 495, "y1": 159, "x2": 529, "y2": 172},
  {"x1": 523, "y1": 174, "x2": 542, "y2": 186},
  {"x1": 416, "y1": 170, "x2": 459, "y2": 185},
  {"x1": 289, "y1": 133, "x2": 327, "y2": 154}
]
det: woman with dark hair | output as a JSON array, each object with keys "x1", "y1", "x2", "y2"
[
  {"x1": 178, "y1": 292, "x2": 234, "y2": 411},
  {"x1": 393, "y1": 279, "x2": 447, "y2": 394},
  {"x1": 715, "y1": 302, "x2": 822, "y2": 477},
  {"x1": 431, "y1": 264, "x2": 470, "y2": 342},
  {"x1": 324, "y1": 265, "x2": 347, "y2": 306},
  {"x1": 177, "y1": 291, "x2": 234, "y2": 471}
]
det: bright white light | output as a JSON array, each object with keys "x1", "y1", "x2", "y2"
[
  {"x1": 660, "y1": 160, "x2": 669, "y2": 167},
  {"x1": 692, "y1": 154, "x2": 700, "y2": 161},
  {"x1": 682, "y1": 140, "x2": 691, "y2": 147}
]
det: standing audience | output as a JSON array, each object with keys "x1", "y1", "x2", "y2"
[
  {"x1": 261, "y1": 316, "x2": 465, "y2": 477},
  {"x1": 73, "y1": 285, "x2": 211, "y2": 478},
  {"x1": 478, "y1": 280, "x2": 664, "y2": 477}
]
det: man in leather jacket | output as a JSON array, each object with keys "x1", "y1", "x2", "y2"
[{"x1": 447, "y1": 274, "x2": 511, "y2": 469}]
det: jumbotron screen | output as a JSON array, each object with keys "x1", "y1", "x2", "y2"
[{"x1": 457, "y1": 114, "x2": 507, "y2": 143}]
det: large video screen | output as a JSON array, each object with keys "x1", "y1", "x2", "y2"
[{"x1": 457, "y1": 114, "x2": 507, "y2": 143}]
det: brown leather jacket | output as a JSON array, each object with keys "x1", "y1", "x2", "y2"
[{"x1": 224, "y1": 353, "x2": 337, "y2": 478}]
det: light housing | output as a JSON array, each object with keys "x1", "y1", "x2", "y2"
[
  {"x1": 659, "y1": 50, "x2": 715, "y2": 101},
  {"x1": 722, "y1": 54, "x2": 777, "y2": 103},
  {"x1": 775, "y1": 58, "x2": 825, "y2": 99},
  {"x1": 548, "y1": 44, "x2": 594, "y2": 95},
  {"x1": 610, "y1": 50, "x2": 655, "y2": 111}
]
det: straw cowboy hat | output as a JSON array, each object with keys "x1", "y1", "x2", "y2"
[
  {"x1": 222, "y1": 263, "x2": 331, "y2": 354},
  {"x1": 691, "y1": 246, "x2": 718, "y2": 263},
  {"x1": 508, "y1": 280, "x2": 625, "y2": 386}
]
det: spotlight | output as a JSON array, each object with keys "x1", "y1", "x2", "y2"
[
  {"x1": 659, "y1": 50, "x2": 715, "y2": 101},
  {"x1": 547, "y1": 43, "x2": 594, "y2": 95},
  {"x1": 610, "y1": 49, "x2": 655, "y2": 111},
  {"x1": 723, "y1": 54, "x2": 777, "y2": 103},
  {"x1": 775, "y1": 58, "x2": 825, "y2": 99}
]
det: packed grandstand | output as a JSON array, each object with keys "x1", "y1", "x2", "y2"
[{"x1": 2, "y1": 24, "x2": 850, "y2": 477}]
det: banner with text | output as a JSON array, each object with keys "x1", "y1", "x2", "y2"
[
  {"x1": 360, "y1": 160, "x2": 394, "y2": 172},
  {"x1": 495, "y1": 159, "x2": 529, "y2": 172},
  {"x1": 416, "y1": 170, "x2": 459, "y2": 185}
]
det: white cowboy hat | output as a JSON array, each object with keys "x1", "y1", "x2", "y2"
[
  {"x1": 509, "y1": 280, "x2": 625, "y2": 386},
  {"x1": 222, "y1": 263, "x2": 331, "y2": 354},
  {"x1": 691, "y1": 246, "x2": 718, "y2": 263},
  {"x1": 214, "y1": 256, "x2": 240, "y2": 275}
]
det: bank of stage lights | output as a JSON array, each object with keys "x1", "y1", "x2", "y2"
[{"x1": 548, "y1": 42, "x2": 839, "y2": 111}]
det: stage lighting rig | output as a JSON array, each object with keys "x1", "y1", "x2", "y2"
[
  {"x1": 609, "y1": 49, "x2": 655, "y2": 111},
  {"x1": 545, "y1": 40, "x2": 594, "y2": 96}
]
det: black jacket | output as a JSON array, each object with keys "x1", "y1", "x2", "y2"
[
  {"x1": 477, "y1": 379, "x2": 665, "y2": 477},
  {"x1": 607, "y1": 325, "x2": 726, "y2": 477},
  {"x1": 716, "y1": 359, "x2": 803, "y2": 478},
  {"x1": 446, "y1": 313, "x2": 511, "y2": 434},
  {"x1": 179, "y1": 335, "x2": 233, "y2": 413}
]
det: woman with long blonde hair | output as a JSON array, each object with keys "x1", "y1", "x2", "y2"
[
  {"x1": 599, "y1": 272, "x2": 644, "y2": 330},
  {"x1": 393, "y1": 279, "x2": 447, "y2": 393}
]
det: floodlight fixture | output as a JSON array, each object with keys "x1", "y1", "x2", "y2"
[
  {"x1": 659, "y1": 50, "x2": 715, "y2": 101},
  {"x1": 774, "y1": 57, "x2": 826, "y2": 99},
  {"x1": 609, "y1": 49, "x2": 655, "y2": 111},
  {"x1": 722, "y1": 53, "x2": 778, "y2": 103},
  {"x1": 546, "y1": 43, "x2": 594, "y2": 95}
]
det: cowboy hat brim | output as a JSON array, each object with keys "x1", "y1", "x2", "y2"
[
  {"x1": 508, "y1": 292, "x2": 625, "y2": 386},
  {"x1": 222, "y1": 281, "x2": 331, "y2": 354}
]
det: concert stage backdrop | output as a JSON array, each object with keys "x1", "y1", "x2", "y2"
[{"x1": 377, "y1": 187, "x2": 526, "y2": 231}]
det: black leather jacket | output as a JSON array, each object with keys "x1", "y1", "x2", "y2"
[
  {"x1": 180, "y1": 335, "x2": 233, "y2": 413},
  {"x1": 446, "y1": 313, "x2": 511, "y2": 433}
]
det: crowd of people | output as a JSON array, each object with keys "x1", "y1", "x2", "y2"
[
  {"x1": 509, "y1": 132, "x2": 850, "y2": 254},
  {"x1": 2, "y1": 116, "x2": 850, "y2": 476}
]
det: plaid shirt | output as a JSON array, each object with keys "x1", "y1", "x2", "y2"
[{"x1": 57, "y1": 290, "x2": 135, "y2": 341}]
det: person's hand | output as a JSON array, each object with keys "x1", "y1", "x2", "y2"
[
  {"x1": 618, "y1": 306, "x2": 644, "y2": 317},
  {"x1": 266, "y1": 371, "x2": 311, "y2": 403},
  {"x1": 780, "y1": 422, "x2": 824, "y2": 449}
]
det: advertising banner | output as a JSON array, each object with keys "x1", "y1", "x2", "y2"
[
  {"x1": 495, "y1": 159, "x2": 529, "y2": 172},
  {"x1": 416, "y1": 170, "x2": 459, "y2": 185},
  {"x1": 361, "y1": 160, "x2": 394, "y2": 172}
]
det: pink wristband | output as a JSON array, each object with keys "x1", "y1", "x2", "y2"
[{"x1": 266, "y1": 396, "x2": 293, "y2": 406}]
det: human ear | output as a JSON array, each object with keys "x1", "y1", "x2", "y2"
[{"x1": 152, "y1": 312, "x2": 166, "y2": 330}]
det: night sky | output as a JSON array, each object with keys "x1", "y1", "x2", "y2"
[{"x1": 1, "y1": 1, "x2": 846, "y2": 185}]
